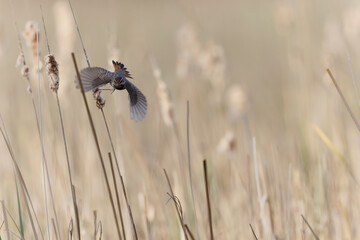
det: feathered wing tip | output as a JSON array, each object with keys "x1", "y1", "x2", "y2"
[
  {"x1": 126, "y1": 81, "x2": 147, "y2": 122},
  {"x1": 112, "y1": 60, "x2": 133, "y2": 79},
  {"x1": 76, "y1": 67, "x2": 112, "y2": 92}
]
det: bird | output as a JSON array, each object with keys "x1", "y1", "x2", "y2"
[{"x1": 77, "y1": 61, "x2": 147, "y2": 122}]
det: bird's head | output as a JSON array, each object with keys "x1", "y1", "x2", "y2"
[{"x1": 112, "y1": 60, "x2": 133, "y2": 79}]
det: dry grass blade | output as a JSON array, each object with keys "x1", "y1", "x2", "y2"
[
  {"x1": 326, "y1": 68, "x2": 360, "y2": 132},
  {"x1": 346, "y1": 48, "x2": 360, "y2": 106},
  {"x1": 93, "y1": 211, "x2": 102, "y2": 240},
  {"x1": 163, "y1": 169, "x2": 188, "y2": 240},
  {"x1": 203, "y1": 160, "x2": 214, "y2": 240},
  {"x1": 0, "y1": 118, "x2": 42, "y2": 240},
  {"x1": 36, "y1": 23, "x2": 57, "y2": 240},
  {"x1": 101, "y1": 110, "x2": 126, "y2": 217},
  {"x1": 41, "y1": 6, "x2": 80, "y2": 239},
  {"x1": 249, "y1": 224, "x2": 259, "y2": 240},
  {"x1": 301, "y1": 215, "x2": 319, "y2": 240},
  {"x1": 120, "y1": 176, "x2": 138, "y2": 240},
  {"x1": 68, "y1": 0, "x2": 90, "y2": 66},
  {"x1": 108, "y1": 153, "x2": 126, "y2": 240},
  {"x1": 71, "y1": 52, "x2": 122, "y2": 239},
  {"x1": 312, "y1": 123, "x2": 359, "y2": 185},
  {"x1": 1, "y1": 201, "x2": 10, "y2": 240},
  {"x1": 337, "y1": 201, "x2": 353, "y2": 240},
  {"x1": 4, "y1": 206, "x2": 23, "y2": 239},
  {"x1": 0, "y1": 220, "x2": 4, "y2": 230},
  {"x1": 186, "y1": 101, "x2": 200, "y2": 240},
  {"x1": 252, "y1": 137, "x2": 268, "y2": 238},
  {"x1": 96, "y1": 221, "x2": 102, "y2": 240},
  {"x1": 184, "y1": 224, "x2": 195, "y2": 240},
  {"x1": 71, "y1": 185, "x2": 80, "y2": 240},
  {"x1": 93, "y1": 211, "x2": 97, "y2": 240},
  {"x1": 68, "y1": 219, "x2": 73, "y2": 240},
  {"x1": 52, "y1": 218, "x2": 59, "y2": 240}
]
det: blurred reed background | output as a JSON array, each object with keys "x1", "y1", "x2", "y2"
[{"x1": 0, "y1": 0, "x2": 360, "y2": 239}]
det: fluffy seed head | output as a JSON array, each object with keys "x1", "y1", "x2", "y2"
[
  {"x1": 44, "y1": 54, "x2": 60, "y2": 92},
  {"x1": 23, "y1": 21, "x2": 39, "y2": 45},
  {"x1": 16, "y1": 53, "x2": 25, "y2": 68},
  {"x1": 153, "y1": 64, "x2": 175, "y2": 127},
  {"x1": 23, "y1": 21, "x2": 43, "y2": 72},
  {"x1": 343, "y1": 5, "x2": 360, "y2": 47},
  {"x1": 199, "y1": 41, "x2": 226, "y2": 90},
  {"x1": 176, "y1": 24, "x2": 201, "y2": 78},
  {"x1": 21, "y1": 65, "x2": 29, "y2": 78},
  {"x1": 226, "y1": 85, "x2": 249, "y2": 120},
  {"x1": 138, "y1": 192, "x2": 155, "y2": 223},
  {"x1": 217, "y1": 131, "x2": 236, "y2": 154}
]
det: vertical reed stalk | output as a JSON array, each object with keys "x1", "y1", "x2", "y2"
[
  {"x1": 120, "y1": 176, "x2": 138, "y2": 240},
  {"x1": 0, "y1": 118, "x2": 42, "y2": 239},
  {"x1": 250, "y1": 224, "x2": 259, "y2": 240},
  {"x1": 203, "y1": 160, "x2": 214, "y2": 240},
  {"x1": 71, "y1": 53, "x2": 122, "y2": 239},
  {"x1": 108, "y1": 153, "x2": 126, "y2": 240},
  {"x1": 186, "y1": 101, "x2": 200, "y2": 240},
  {"x1": 163, "y1": 169, "x2": 188, "y2": 240},
  {"x1": 301, "y1": 215, "x2": 319, "y2": 240},
  {"x1": 68, "y1": 2, "x2": 128, "y2": 238},
  {"x1": 327, "y1": 69, "x2": 360, "y2": 132},
  {"x1": 41, "y1": 6, "x2": 80, "y2": 239},
  {"x1": 36, "y1": 22, "x2": 51, "y2": 240}
]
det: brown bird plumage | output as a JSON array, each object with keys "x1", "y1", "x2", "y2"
[{"x1": 77, "y1": 61, "x2": 147, "y2": 122}]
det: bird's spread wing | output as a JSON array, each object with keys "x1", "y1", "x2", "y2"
[
  {"x1": 125, "y1": 80, "x2": 147, "y2": 122},
  {"x1": 76, "y1": 67, "x2": 114, "y2": 92}
]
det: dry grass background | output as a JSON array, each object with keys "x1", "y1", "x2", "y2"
[{"x1": 0, "y1": 0, "x2": 360, "y2": 239}]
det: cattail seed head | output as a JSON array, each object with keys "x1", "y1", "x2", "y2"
[
  {"x1": 176, "y1": 24, "x2": 201, "y2": 78},
  {"x1": 16, "y1": 53, "x2": 25, "y2": 68},
  {"x1": 23, "y1": 21, "x2": 43, "y2": 72},
  {"x1": 226, "y1": 85, "x2": 249, "y2": 120},
  {"x1": 138, "y1": 192, "x2": 155, "y2": 223},
  {"x1": 198, "y1": 41, "x2": 226, "y2": 90},
  {"x1": 16, "y1": 51, "x2": 32, "y2": 93},
  {"x1": 93, "y1": 88, "x2": 106, "y2": 109},
  {"x1": 44, "y1": 54, "x2": 59, "y2": 92},
  {"x1": 217, "y1": 131, "x2": 236, "y2": 154},
  {"x1": 157, "y1": 80, "x2": 175, "y2": 127},
  {"x1": 152, "y1": 64, "x2": 175, "y2": 127},
  {"x1": 21, "y1": 65, "x2": 29, "y2": 78},
  {"x1": 23, "y1": 21, "x2": 39, "y2": 46},
  {"x1": 27, "y1": 85, "x2": 32, "y2": 94},
  {"x1": 343, "y1": 5, "x2": 360, "y2": 47}
]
